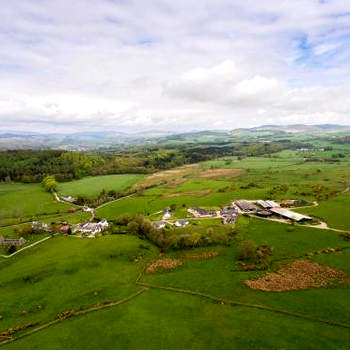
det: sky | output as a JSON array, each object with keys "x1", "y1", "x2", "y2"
[{"x1": 1, "y1": 0, "x2": 350, "y2": 133}]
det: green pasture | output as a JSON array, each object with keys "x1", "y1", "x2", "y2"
[
  {"x1": 96, "y1": 162, "x2": 348, "y2": 221},
  {"x1": 0, "y1": 235, "x2": 157, "y2": 332},
  {"x1": 297, "y1": 192, "x2": 350, "y2": 231},
  {"x1": 7, "y1": 289, "x2": 350, "y2": 350},
  {"x1": 3, "y1": 154, "x2": 350, "y2": 349},
  {"x1": 58, "y1": 174, "x2": 144, "y2": 198},
  {"x1": 0, "y1": 183, "x2": 70, "y2": 226},
  {"x1": 143, "y1": 217, "x2": 350, "y2": 324}
]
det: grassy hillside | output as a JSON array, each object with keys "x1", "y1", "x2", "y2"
[
  {"x1": 297, "y1": 192, "x2": 350, "y2": 231},
  {"x1": 6, "y1": 289, "x2": 350, "y2": 350},
  {"x1": 58, "y1": 174, "x2": 144, "y2": 198},
  {"x1": 0, "y1": 235, "x2": 157, "y2": 331},
  {"x1": 0, "y1": 183, "x2": 70, "y2": 226},
  {"x1": 2, "y1": 150, "x2": 350, "y2": 349},
  {"x1": 2, "y1": 218, "x2": 350, "y2": 349}
]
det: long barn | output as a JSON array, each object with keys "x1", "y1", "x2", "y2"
[{"x1": 269, "y1": 207, "x2": 312, "y2": 222}]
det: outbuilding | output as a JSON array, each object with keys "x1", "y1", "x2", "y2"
[
  {"x1": 175, "y1": 219, "x2": 189, "y2": 227},
  {"x1": 269, "y1": 207, "x2": 312, "y2": 222},
  {"x1": 152, "y1": 221, "x2": 166, "y2": 229},
  {"x1": 235, "y1": 200, "x2": 258, "y2": 213}
]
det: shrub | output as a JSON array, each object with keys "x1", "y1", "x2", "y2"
[
  {"x1": 239, "y1": 240, "x2": 257, "y2": 261},
  {"x1": 238, "y1": 240, "x2": 273, "y2": 271},
  {"x1": 7, "y1": 245, "x2": 17, "y2": 255}
]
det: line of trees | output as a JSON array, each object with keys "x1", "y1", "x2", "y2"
[{"x1": 0, "y1": 140, "x2": 307, "y2": 183}]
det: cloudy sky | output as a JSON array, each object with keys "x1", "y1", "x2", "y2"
[{"x1": 1, "y1": 0, "x2": 350, "y2": 133}]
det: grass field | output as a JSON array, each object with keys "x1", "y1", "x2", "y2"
[
  {"x1": 143, "y1": 218, "x2": 350, "y2": 322},
  {"x1": 2, "y1": 218, "x2": 350, "y2": 349},
  {"x1": 3, "y1": 153, "x2": 350, "y2": 348},
  {"x1": 6, "y1": 289, "x2": 350, "y2": 350},
  {"x1": 58, "y1": 174, "x2": 144, "y2": 198},
  {"x1": 297, "y1": 192, "x2": 350, "y2": 231},
  {"x1": 96, "y1": 154, "x2": 350, "y2": 221},
  {"x1": 0, "y1": 235, "x2": 157, "y2": 332},
  {"x1": 0, "y1": 183, "x2": 70, "y2": 227}
]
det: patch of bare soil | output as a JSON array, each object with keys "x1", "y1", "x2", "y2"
[
  {"x1": 181, "y1": 164, "x2": 200, "y2": 169},
  {"x1": 167, "y1": 178, "x2": 188, "y2": 188},
  {"x1": 183, "y1": 251, "x2": 219, "y2": 260},
  {"x1": 140, "y1": 165, "x2": 200, "y2": 188},
  {"x1": 163, "y1": 189, "x2": 211, "y2": 198},
  {"x1": 199, "y1": 168, "x2": 243, "y2": 179},
  {"x1": 145, "y1": 259, "x2": 182, "y2": 274},
  {"x1": 245, "y1": 260, "x2": 347, "y2": 292}
]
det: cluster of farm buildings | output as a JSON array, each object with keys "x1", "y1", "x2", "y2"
[
  {"x1": 234, "y1": 200, "x2": 312, "y2": 222},
  {"x1": 31, "y1": 219, "x2": 109, "y2": 238},
  {"x1": 152, "y1": 199, "x2": 312, "y2": 230},
  {"x1": 187, "y1": 200, "x2": 312, "y2": 223}
]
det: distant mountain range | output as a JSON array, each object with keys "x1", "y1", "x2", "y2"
[
  {"x1": 0, "y1": 124, "x2": 349, "y2": 150},
  {"x1": 248, "y1": 124, "x2": 350, "y2": 133}
]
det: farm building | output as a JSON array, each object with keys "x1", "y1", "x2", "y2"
[
  {"x1": 162, "y1": 210, "x2": 172, "y2": 220},
  {"x1": 269, "y1": 207, "x2": 312, "y2": 222},
  {"x1": 175, "y1": 219, "x2": 189, "y2": 227},
  {"x1": 235, "y1": 200, "x2": 258, "y2": 213},
  {"x1": 279, "y1": 200, "x2": 298, "y2": 208},
  {"x1": 74, "y1": 219, "x2": 109, "y2": 237},
  {"x1": 152, "y1": 221, "x2": 166, "y2": 229},
  {"x1": 0, "y1": 237, "x2": 26, "y2": 246},
  {"x1": 60, "y1": 225, "x2": 71, "y2": 233},
  {"x1": 32, "y1": 221, "x2": 50, "y2": 232},
  {"x1": 256, "y1": 210, "x2": 273, "y2": 218},
  {"x1": 220, "y1": 207, "x2": 239, "y2": 224},
  {"x1": 61, "y1": 195, "x2": 76, "y2": 203},
  {"x1": 188, "y1": 207, "x2": 218, "y2": 218},
  {"x1": 256, "y1": 200, "x2": 279, "y2": 209},
  {"x1": 82, "y1": 206, "x2": 94, "y2": 213}
]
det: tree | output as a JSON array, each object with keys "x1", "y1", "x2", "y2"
[
  {"x1": 108, "y1": 190, "x2": 117, "y2": 198},
  {"x1": 7, "y1": 245, "x2": 16, "y2": 255},
  {"x1": 239, "y1": 240, "x2": 257, "y2": 261},
  {"x1": 126, "y1": 221, "x2": 139, "y2": 235},
  {"x1": 42, "y1": 175, "x2": 58, "y2": 192}
]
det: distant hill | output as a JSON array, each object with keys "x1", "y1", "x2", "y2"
[
  {"x1": 248, "y1": 124, "x2": 350, "y2": 133},
  {"x1": 0, "y1": 124, "x2": 349, "y2": 150}
]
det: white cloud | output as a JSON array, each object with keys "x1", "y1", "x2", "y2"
[{"x1": 0, "y1": 0, "x2": 350, "y2": 132}]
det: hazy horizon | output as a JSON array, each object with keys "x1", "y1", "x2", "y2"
[{"x1": 1, "y1": 1, "x2": 350, "y2": 133}]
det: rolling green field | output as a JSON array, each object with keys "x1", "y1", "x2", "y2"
[
  {"x1": 97, "y1": 154, "x2": 350, "y2": 222},
  {"x1": 6, "y1": 289, "x2": 350, "y2": 350},
  {"x1": 0, "y1": 183, "x2": 70, "y2": 227},
  {"x1": 2, "y1": 152, "x2": 350, "y2": 349},
  {"x1": 0, "y1": 235, "x2": 157, "y2": 331},
  {"x1": 2, "y1": 217, "x2": 350, "y2": 349},
  {"x1": 297, "y1": 192, "x2": 350, "y2": 231},
  {"x1": 58, "y1": 174, "x2": 144, "y2": 198}
]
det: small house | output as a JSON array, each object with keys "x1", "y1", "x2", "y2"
[
  {"x1": 162, "y1": 210, "x2": 172, "y2": 220},
  {"x1": 175, "y1": 219, "x2": 189, "y2": 227},
  {"x1": 82, "y1": 206, "x2": 94, "y2": 212},
  {"x1": 61, "y1": 195, "x2": 76, "y2": 203},
  {"x1": 0, "y1": 237, "x2": 26, "y2": 246},
  {"x1": 152, "y1": 221, "x2": 166, "y2": 229}
]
